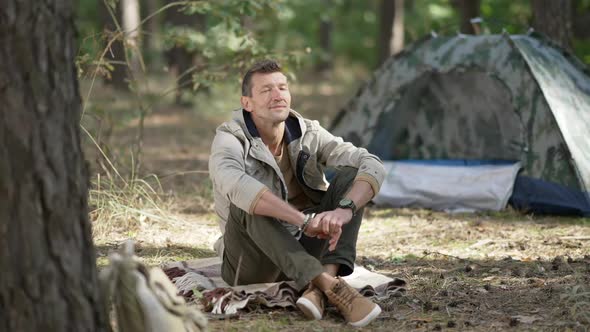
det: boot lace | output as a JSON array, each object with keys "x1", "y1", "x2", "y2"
[{"x1": 330, "y1": 281, "x2": 360, "y2": 311}]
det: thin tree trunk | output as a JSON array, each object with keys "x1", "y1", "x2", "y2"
[
  {"x1": 377, "y1": 0, "x2": 404, "y2": 66},
  {"x1": 454, "y1": 0, "x2": 481, "y2": 34},
  {"x1": 378, "y1": 0, "x2": 395, "y2": 65},
  {"x1": 532, "y1": 0, "x2": 573, "y2": 50},
  {"x1": 0, "y1": 0, "x2": 108, "y2": 331},
  {"x1": 122, "y1": 0, "x2": 142, "y2": 74},
  {"x1": 390, "y1": 0, "x2": 405, "y2": 55}
]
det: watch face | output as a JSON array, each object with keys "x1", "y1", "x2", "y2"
[{"x1": 339, "y1": 198, "x2": 353, "y2": 207}]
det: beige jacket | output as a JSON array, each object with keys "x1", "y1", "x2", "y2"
[{"x1": 209, "y1": 109, "x2": 386, "y2": 234}]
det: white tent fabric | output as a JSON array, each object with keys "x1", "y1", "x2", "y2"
[{"x1": 372, "y1": 161, "x2": 521, "y2": 212}]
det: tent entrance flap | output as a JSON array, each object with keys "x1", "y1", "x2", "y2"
[{"x1": 367, "y1": 69, "x2": 522, "y2": 162}]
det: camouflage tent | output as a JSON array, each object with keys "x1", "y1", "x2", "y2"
[{"x1": 331, "y1": 33, "x2": 590, "y2": 197}]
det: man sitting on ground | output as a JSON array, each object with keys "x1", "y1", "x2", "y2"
[{"x1": 209, "y1": 59, "x2": 386, "y2": 327}]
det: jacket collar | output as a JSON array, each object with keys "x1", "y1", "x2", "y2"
[{"x1": 239, "y1": 109, "x2": 303, "y2": 144}]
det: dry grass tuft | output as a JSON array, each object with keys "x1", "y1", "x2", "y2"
[
  {"x1": 89, "y1": 173, "x2": 176, "y2": 240},
  {"x1": 560, "y1": 284, "x2": 590, "y2": 325}
]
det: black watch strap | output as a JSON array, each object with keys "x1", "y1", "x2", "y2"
[{"x1": 338, "y1": 198, "x2": 357, "y2": 215}]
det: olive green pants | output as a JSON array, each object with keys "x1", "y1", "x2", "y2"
[{"x1": 221, "y1": 167, "x2": 364, "y2": 290}]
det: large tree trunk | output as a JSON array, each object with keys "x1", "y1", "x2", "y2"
[
  {"x1": 0, "y1": 1, "x2": 108, "y2": 331},
  {"x1": 377, "y1": 0, "x2": 404, "y2": 66},
  {"x1": 532, "y1": 0, "x2": 573, "y2": 50},
  {"x1": 453, "y1": 0, "x2": 481, "y2": 34}
]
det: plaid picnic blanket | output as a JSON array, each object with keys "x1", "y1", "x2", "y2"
[{"x1": 162, "y1": 257, "x2": 406, "y2": 315}]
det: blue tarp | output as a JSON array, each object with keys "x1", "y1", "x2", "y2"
[{"x1": 509, "y1": 176, "x2": 590, "y2": 217}]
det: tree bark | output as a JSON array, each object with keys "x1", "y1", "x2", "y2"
[
  {"x1": 122, "y1": 0, "x2": 142, "y2": 74},
  {"x1": 377, "y1": 0, "x2": 404, "y2": 66},
  {"x1": 378, "y1": 0, "x2": 395, "y2": 65},
  {"x1": 532, "y1": 0, "x2": 573, "y2": 50},
  {"x1": 0, "y1": 1, "x2": 108, "y2": 331},
  {"x1": 453, "y1": 0, "x2": 481, "y2": 34},
  {"x1": 390, "y1": 0, "x2": 405, "y2": 55}
]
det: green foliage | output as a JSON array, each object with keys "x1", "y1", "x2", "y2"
[
  {"x1": 405, "y1": 0, "x2": 459, "y2": 40},
  {"x1": 264, "y1": 0, "x2": 381, "y2": 67},
  {"x1": 75, "y1": 0, "x2": 103, "y2": 58},
  {"x1": 573, "y1": 0, "x2": 590, "y2": 65},
  {"x1": 75, "y1": 0, "x2": 590, "y2": 74},
  {"x1": 574, "y1": 48, "x2": 590, "y2": 68},
  {"x1": 159, "y1": 0, "x2": 308, "y2": 89},
  {"x1": 480, "y1": 0, "x2": 531, "y2": 34}
]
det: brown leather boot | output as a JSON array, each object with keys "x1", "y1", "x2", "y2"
[
  {"x1": 325, "y1": 277, "x2": 382, "y2": 327},
  {"x1": 296, "y1": 284, "x2": 326, "y2": 320}
]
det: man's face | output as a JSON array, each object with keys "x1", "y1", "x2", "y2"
[{"x1": 241, "y1": 71, "x2": 291, "y2": 124}]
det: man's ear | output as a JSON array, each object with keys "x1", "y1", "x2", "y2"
[{"x1": 241, "y1": 96, "x2": 251, "y2": 112}]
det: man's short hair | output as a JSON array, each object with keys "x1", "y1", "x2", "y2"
[{"x1": 241, "y1": 60, "x2": 282, "y2": 97}]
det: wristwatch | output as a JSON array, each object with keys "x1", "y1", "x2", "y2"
[{"x1": 337, "y1": 198, "x2": 357, "y2": 215}]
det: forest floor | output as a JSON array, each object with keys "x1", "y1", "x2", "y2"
[{"x1": 82, "y1": 70, "x2": 590, "y2": 331}]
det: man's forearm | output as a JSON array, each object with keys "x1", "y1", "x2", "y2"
[
  {"x1": 251, "y1": 180, "x2": 374, "y2": 228},
  {"x1": 344, "y1": 180, "x2": 374, "y2": 211},
  {"x1": 252, "y1": 189, "x2": 306, "y2": 227}
]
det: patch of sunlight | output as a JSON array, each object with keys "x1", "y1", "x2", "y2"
[
  {"x1": 367, "y1": 207, "x2": 398, "y2": 218},
  {"x1": 137, "y1": 246, "x2": 215, "y2": 267},
  {"x1": 430, "y1": 239, "x2": 473, "y2": 251},
  {"x1": 277, "y1": 6, "x2": 295, "y2": 21},
  {"x1": 96, "y1": 244, "x2": 216, "y2": 269},
  {"x1": 291, "y1": 83, "x2": 314, "y2": 96},
  {"x1": 318, "y1": 83, "x2": 336, "y2": 96},
  {"x1": 428, "y1": 3, "x2": 454, "y2": 19},
  {"x1": 389, "y1": 253, "x2": 421, "y2": 264},
  {"x1": 96, "y1": 256, "x2": 109, "y2": 269}
]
